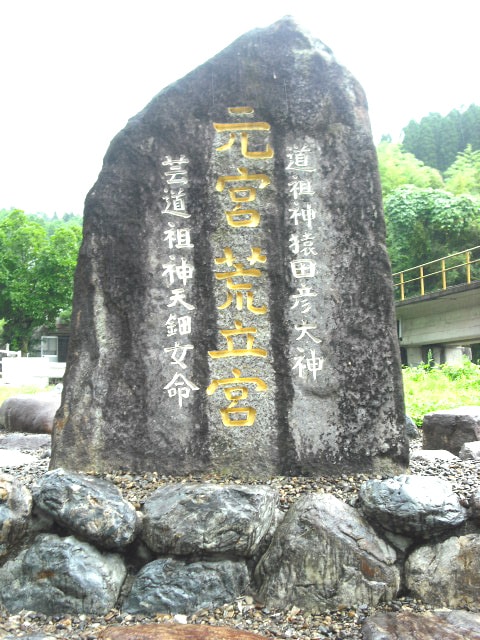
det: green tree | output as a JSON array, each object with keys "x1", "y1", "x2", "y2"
[
  {"x1": 0, "y1": 209, "x2": 82, "y2": 352},
  {"x1": 384, "y1": 186, "x2": 480, "y2": 273},
  {"x1": 402, "y1": 105, "x2": 480, "y2": 173},
  {"x1": 444, "y1": 145, "x2": 480, "y2": 196},
  {"x1": 35, "y1": 224, "x2": 83, "y2": 320},
  {"x1": 377, "y1": 141, "x2": 443, "y2": 197}
]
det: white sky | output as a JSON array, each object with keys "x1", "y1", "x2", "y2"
[{"x1": 1, "y1": 0, "x2": 479, "y2": 216}]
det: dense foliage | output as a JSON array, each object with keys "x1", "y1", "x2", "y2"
[
  {"x1": 378, "y1": 108, "x2": 480, "y2": 275},
  {"x1": 444, "y1": 145, "x2": 480, "y2": 196},
  {"x1": 0, "y1": 209, "x2": 82, "y2": 353},
  {"x1": 402, "y1": 104, "x2": 480, "y2": 173},
  {"x1": 377, "y1": 141, "x2": 443, "y2": 197},
  {"x1": 384, "y1": 186, "x2": 480, "y2": 273}
]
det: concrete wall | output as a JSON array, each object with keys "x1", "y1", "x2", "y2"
[{"x1": 396, "y1": 284, "x2": 480, "y2": 367}]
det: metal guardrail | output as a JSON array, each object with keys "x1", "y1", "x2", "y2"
[{"x1": 393, "y1": 246, "x2": 480, "y2": 301}]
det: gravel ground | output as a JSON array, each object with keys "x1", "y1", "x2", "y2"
[{"x1": 0, "y1": 438, "x2": 479, "y2": 639}]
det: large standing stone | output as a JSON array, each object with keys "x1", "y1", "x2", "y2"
[
  {"x1": 422, "y1": 406, "x2": 480, "y2": 455},
  {"x1": 0, "y1": 533, "x2": 126, "y2": 615},
  {"x1": 141, "y1": 483, "x2": 278, "y2": 556},
  {"x1": 51, "y1": 17, "x2": 407, "y2": 478},
  {"x1": 405, "y1": 534, "x2": 480, "y2": 610},
  {"x1": 255, "y1": 493, "x2": 400, "y2": 612},
  {"x1": 32, "y1": 468, "x2": 139, "y2": 549}
]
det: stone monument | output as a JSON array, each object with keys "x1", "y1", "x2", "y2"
[{"x1": 51, "y1": 17, "x2": 408, "y2": 478}]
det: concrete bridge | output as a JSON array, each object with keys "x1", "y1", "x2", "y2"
[{"x1": 393, "y1": 247, "x2": 480, "y2": 366}]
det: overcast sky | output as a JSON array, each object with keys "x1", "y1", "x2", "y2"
[{"x1": 1, "y1": 0, "x2": 479, "y2": 216}]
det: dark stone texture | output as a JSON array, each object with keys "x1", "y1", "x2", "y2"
[
  {"x1": 0, "y1": 533, "x2": 126, "y2": 615},
  {"x1": 0, "y1": 394, "x2": 60, "y2": 434},
  {"x1": 405, "y1": 534, "x2": 480, "y2": 610},
  {"x1": 358, "y1": 475, "x2": 467, "y2": 539},
  {"x1": 0, "y1": 473, "x2": 32, "y2": 558},
  {"x1": 422, "y1": 406, "x2": 480, "y2": 455},
  {"x1": 51, "y1": 17, "x2": 407, "y2": 478},
  {"x1": 141, "y1": 483, "x2": 278, "y2": 557},
  {"x1": 362, "y1": 610, "x2": 480, "y2": 640},
  {"x1": 405, "y1": 415, "x2": 421, "y2": 439},
  {"x1": 32, "y1": 468, "x2": 139, "y2": 549},
  {"x1": 124, "y1": 557, "x2": 249, "y2": 615},
  {"x1": 255, "y1": 493, "x2": 399, "y2": 612},
  {"x1": 470, "y1": 487, "x2": 480, "y2": 522},
  {"x1": 459, "y1": 440, "x2": 480, "y2": 460}
]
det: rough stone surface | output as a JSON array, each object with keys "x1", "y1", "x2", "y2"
[
  {"x1": 32, "y1": 468, "x2": 138, "y2": 549},
  {"x1": 362, "y1": 609, "x2": 480, "y2": 640},
  {"x1": 459, "y1": 440, "x2": 480, "y2": 460},
  {"x1": 405, "y1": 415, "x2": 421, "y2": 439},
  {"x1": 255, "y1": 493, "x2": 399, "y2": 612},
  {"x1": 358, "y1": 474, "x2": 467, "y2": 538},
  {"x1": 0, "y1": 533, "x2": 127, "y2": 614},
  {"x1": 0, "y1": 473, "x2": 32, "y2": 558},
  {"x1": 422, "y1": 406, "x2": 480, "y2": 455},
  {"x1": 50, "y1": 17, "x2": 407, "y2": 479},
  {"x1": 141, "y1": 483, "x2": 278, "y2": 556},
  {"x1": 405, "y1": 534, "x2": 480, "y2": 610},
  {"x1": 470, "y1": 487, "x2": 480, "y2": 522},
  {"x1": 99, "y1": 623, "x2": 271, "y2": 640},
  {"x1": 0, "y1": 393, "x2": 60, "y2": 434},
  {"x1": 124, "y1": 558, "x2": 249, "y2": 615}
]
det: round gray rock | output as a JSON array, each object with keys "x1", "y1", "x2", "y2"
[
  {"x1": 0, "y1": 533, "x2": 126, "y2": 615},
  {"x1": 142, "y1": 482, "x2": 278, "y2": 557},
  {"x1": 359, "y1": 474, "x2": 467, "y2": 538},
  {"x1": 124, "y1": 557, "x2": 249, "y2": 615},
  {"x1": 33, "y1": 468, "x2": 138, "y2": 549},
  {"x1": 422, "y1": 406, "x2": 480, "y2": 455},
  {"x1": 0, "y1": 393, "x2": 60, "y2": 434}
]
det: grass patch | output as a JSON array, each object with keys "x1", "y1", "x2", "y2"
[
  {"x1": 403, "y1": 358, "x2": 480, "y2": 426},
  {"x1": 0, "y1": 385, "x2": 54, "y2": 405}
]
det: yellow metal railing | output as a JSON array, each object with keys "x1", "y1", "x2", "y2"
[{"x1": 393, "y1": 246, "x2": 480, "y2": 301}]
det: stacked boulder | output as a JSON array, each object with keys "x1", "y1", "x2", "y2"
[
  {"x1": 358, "y1": 474, "x2": 480, "y2": 610},
  {"x1": 0, "y1": 468, "x2": 479, "y2": 617},
  {"x1": 0, "y1": 471, "x2": 279, "y2": 615}
]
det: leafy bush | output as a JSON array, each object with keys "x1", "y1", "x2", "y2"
[{"x1": 403, "y1": 358, "x2": 480, "y2": 426}]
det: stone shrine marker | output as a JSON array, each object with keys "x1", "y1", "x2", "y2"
[{"x1": 51, "y1": 17, "x2": 408, "y2": 478}]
